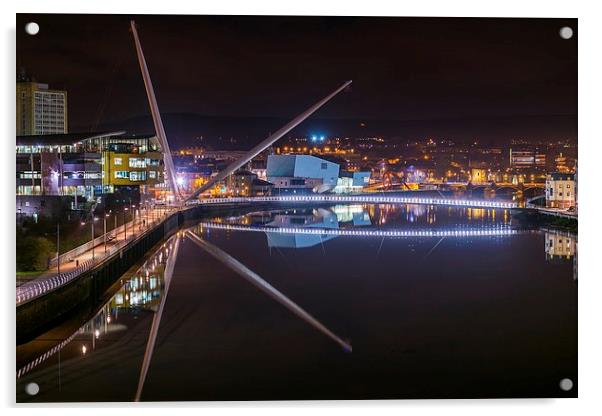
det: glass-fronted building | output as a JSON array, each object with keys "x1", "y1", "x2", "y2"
[{"x1": 16, "y1": 131, "x2": 164, "y2": 215}]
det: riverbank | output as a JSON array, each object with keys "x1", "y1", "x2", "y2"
[{"x1": 512, "y1": 209, "x2": 578, "y2": 233}]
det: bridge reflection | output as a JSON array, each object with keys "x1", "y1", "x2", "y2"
[{"x1": 16, "y1": 206, "x2": 577, "y2": 396}]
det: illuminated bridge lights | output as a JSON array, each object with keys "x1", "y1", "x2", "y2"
[
  {"x1": 197, "y1": 222, "x2": 520, "y2": 238},
  {"x1": 16, "y1": 237, "x2": 178, "y2": 306},
  {"x1": 195, "y1": 195, "x2": 517, "y2": 210}
]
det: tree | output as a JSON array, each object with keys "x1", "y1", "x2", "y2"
[{"x1": 16, "y1": 236, "x2": 55, "y2": 272}]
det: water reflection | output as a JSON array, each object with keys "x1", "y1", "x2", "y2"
[
  {"x1": 16, "y1": 235, "x2": 178, "y2": 396},
  {"x1": 185, "y1": 230, "x2": 352, "y2": 352},
  {"x1": 16, "y1": 203, "x2": 577, "y2": 401},
  {"x1": 214, "y1": 203, "x2": 512, "y2": 229},
  {"x1": 544, "y1": 229, "x2": 578, "y2": 280}
]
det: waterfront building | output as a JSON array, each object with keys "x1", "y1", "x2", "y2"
[
  {"x1": 267, "y1": 154, "x2": 339, "y2": 194},
  {"x1": 226, "y1": 170, "x2": 273, "y2": 196},
  {"x1": 333, "y1": 171, "x2": 371, "y2": 194},
  {"x1": 545, "y1": 172, "x2": 575, "y2": 209},
  {"x1": 17, "y1": 81, "x2": 68, "y2": 135},
  {"x1": 16, "y1": 131, "x2": 164, "y2": 216}
]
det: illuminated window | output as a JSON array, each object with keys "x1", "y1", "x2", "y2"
[
  {"x1": 130, "y1": 171, "x2": 146, "y2": 181},
  {"x1": 149, "y1": 171, "x2": 156, "y2": 179},
  {"x1": 114, "y1": 171, "x2": 129, "y2": 179},
  {"x1": 129, "y1": 158, "x2": 147, "y2": 168},
  {"x1": 114, "y1": 157, "x2": 122, "y2": 166}
]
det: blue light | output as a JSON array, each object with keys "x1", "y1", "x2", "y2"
[
  {"x1": 320, "y1": 135, "x2": 325, "y2": 142},
  {"x1": 311, "y1": 135, "x2": 317, "y2": 142}
]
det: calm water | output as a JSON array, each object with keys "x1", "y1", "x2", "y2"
[{"x1": 16, "y1": 203, "x2": 577, "y2": 401}]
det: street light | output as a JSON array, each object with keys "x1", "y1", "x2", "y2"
[
  {"x1": 124, "y1": 207, "x2": 129, "y2": 239},
  {"x1": 104, "y1": 212, "x2": 110, "y2": 253},
  {"x1": 82, "y1": 218, "x2": 98, "y2": 261},
  {"x1": 56, "y1": 223, "x2": 60, "y2": 277}
]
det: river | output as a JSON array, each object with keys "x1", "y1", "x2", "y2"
[{"x1": 16, "y1": 203, "x2": 577, "y2": 401}]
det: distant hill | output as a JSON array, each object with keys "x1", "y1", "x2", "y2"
[{"x1": 87, "y1": 113, "x2": 577, "y2": 149}]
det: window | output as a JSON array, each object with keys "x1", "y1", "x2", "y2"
[
  {"x1": 114, "y1": 157, "x2": 122, "y2": 166},
  {"x1": 130, "y1": 171, "x2": 146, "y2": 181},
  {"x1": 114, "y1": 171, "x2": 129, "y2": 179},
  {"x1": 321, "y1": 162, "x2": 328, "y2": 170},
  {"x1": 149, "y1": 171, "x2": 157, "y2": 179},
  {"x1": 129, "y1": 158, "x2": 146, "y2": 168}
]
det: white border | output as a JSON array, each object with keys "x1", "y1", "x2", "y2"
[{"x1": 2, "y1": 1, "x2": 601, "y2": 415}]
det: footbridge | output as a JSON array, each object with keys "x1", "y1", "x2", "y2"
[{"x1": 191, "y1": 195, "x2": 517, "y2": 209}]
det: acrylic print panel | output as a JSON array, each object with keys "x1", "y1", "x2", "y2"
[{"x1": 15, "y1": 14, "x2": 577, "y2": 402}]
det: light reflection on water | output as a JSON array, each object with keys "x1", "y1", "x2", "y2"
[{"x1": 16, "y1": 204, "x2": 577, "y2": 402}]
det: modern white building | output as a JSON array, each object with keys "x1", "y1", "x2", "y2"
[
  {"x1": 266, "y1": 154, "x2": 340, "y2": 194},
  {"x1": 333, "y1": 171, "x2": 371, "y2": 194},
  {"x1": 545, "y1": 172, "x2": 575, "y2": 209}
]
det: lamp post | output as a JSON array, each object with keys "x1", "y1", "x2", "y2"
[
  {"x1": 104, "y1": 212, "x2": 110, "y2": 253},
  {"x1": 56, "y1": 223, "x2": 60, "y2": 277},
  {"x1": 124, "y1": 207, "x2": 129, "y2": 240},
  {"x1": 91, "y1": 217, "x2": 98, "y2": 261}
]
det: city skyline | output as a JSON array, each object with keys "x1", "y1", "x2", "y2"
[{"x1": 17, "y1": 14, "x2": 577, "y2": 145}]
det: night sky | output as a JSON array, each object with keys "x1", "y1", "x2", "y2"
[{"x1": 16, "y1": 14, "x2": 577, "y2": 144}]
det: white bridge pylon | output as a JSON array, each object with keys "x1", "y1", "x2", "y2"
[
  {"x1": 185, "y1": 80, "x2": 353, "y2": 202},
  {"x1": 130, "y1": 19, "x2": 351, "y2": 204},
  {"x1": 131, "y1": 20, "x2": 181, "y2": 202}
]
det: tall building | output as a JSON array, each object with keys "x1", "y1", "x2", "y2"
[{"x1": 17, "y1": 81, "x2": 68, "y2": 135}]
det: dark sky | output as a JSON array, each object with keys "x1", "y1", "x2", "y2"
[{"x1": 16, "y1": 14, "x2": 577, "y2": 141}]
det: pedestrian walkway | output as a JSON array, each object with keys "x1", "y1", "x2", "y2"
[{"x1": 16, "y1": 206, "x2": 176, "y2": 305}]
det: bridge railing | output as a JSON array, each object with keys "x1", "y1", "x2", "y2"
[
  {"x1": 194, "y1": 195, "x2": 517, "y2": 209},
  {"x1": 16, "y1": 210, "x2": 175, "y2": 306}
]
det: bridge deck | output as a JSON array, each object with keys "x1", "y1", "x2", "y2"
[{"x1": 193, "y1": 195, "x2": 517, "y2": 209}]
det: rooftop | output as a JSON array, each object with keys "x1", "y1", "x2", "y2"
[
  {"x1": 548, "y1": 172, "x2": 575, "y2": 181},
  {"x1": 16, "y1": 131, "x2": 126, "y2": 146}
]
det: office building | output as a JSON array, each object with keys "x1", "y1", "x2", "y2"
[
  {"x1": 17, "y1": 81, "x2": 68, "y2": 135},
  {"x1": 16, "y1": 131, "x2": 164, "y2": 216}
]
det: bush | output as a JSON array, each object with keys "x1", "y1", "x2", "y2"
[{"x1": 16, "y1": 236, "x2": 55, "y2": 272}]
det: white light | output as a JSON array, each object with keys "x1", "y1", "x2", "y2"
[
  {"x1": 25, "y1": 22, "x2": 39, "y2": 35},
  {"x1": 559, "y1": 26, "x2": 573, "y2": 40}
]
